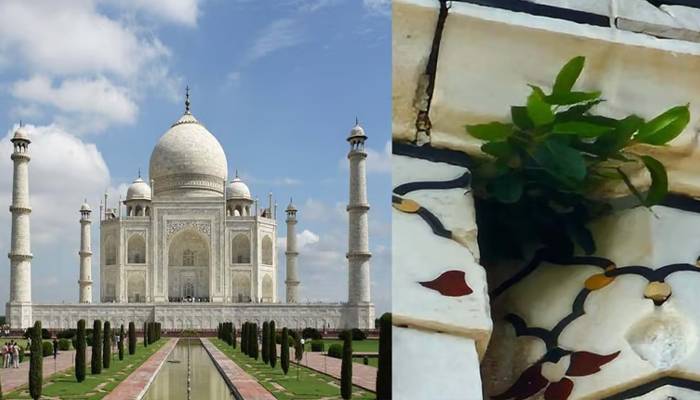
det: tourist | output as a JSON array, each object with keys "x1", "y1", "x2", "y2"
[
  {"x1": 3, "y1": 342, "x2": 9, "y2": 368},
  {"x1": 12, "y1": 342, "x2": 19, "y2": 368},
  {"x1": 53, "y1": 337, "x2": 58, "y2": 359}
]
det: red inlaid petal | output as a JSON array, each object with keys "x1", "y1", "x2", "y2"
[
  {"x1": 492, "y1": 364, "x2": 548, "y2": 400},
  {"x1": 544, "y1": 378, "x2": 573, "y2": 400},
  {"x1": 566, "y1": 351, "x2": 620, "y2": 377},
  {"x1": 419, "y1": 270, "x2": 473, "y2": 297}
]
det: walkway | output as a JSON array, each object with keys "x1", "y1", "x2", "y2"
[
  {"x1": 0, "y1": 348, "x2": 91, "y2": 393},
  {"x1": 104, "y1": 338, "x2": 177, "y2": 400},
  {"x1": 202, "y1": 338, "x2": 275, "y2": 400},
  {"x1": 284, "y1": 345, "x2": 377, "y2": 392}
]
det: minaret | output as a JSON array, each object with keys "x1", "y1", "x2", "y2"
[
  {"x1": 7, "y1": 124, "x2": 33, "y2": 328},
  {"x1": 346, "y1": 120, "x2": 371, "y2": 305},
  {"x1": 78, "y1": 201, "x2": 93, "y2": 303},
  {"x1": 285, "y1": 199, "x2": 300, "y2": 303}
]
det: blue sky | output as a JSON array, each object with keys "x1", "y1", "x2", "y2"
[{"x1": 0, "y1": 0, "x2": 391, "y2": 314}]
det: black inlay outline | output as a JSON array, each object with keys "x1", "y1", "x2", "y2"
[
  {"x1": 393, "y1": 171, "x2": 472, "y2": 196},
  {"x1": 451, "y1": 0, "x2": 610, "y2": 27},
  {"x1": 647, "y1": 0, "x2": 700, "y2": 9},
  {"x1": 392, "y1": 141, "x2": 473, "y2": 168},
  {"x1": 602, "y1": 376, "x2": 700, "y2": 399},
  {"x1": 392, "y1": 195, "x2": 452, "y2": 240}
]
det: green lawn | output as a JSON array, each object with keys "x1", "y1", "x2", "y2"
[
  {"x1": 5, "y1": 339, "x2": 166, "y2": 400},
  {"x1": 212, "y1": 339, "x2": 374, "y2": 400}
]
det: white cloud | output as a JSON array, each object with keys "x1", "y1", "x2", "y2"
[
  {"x1": 12, "y1": 76, "x2": 138, "y2": 131},
  {"x1": 102, "y1": 0, "x2": 202, "y2": 27},
  {"x1": 0, "y1": 1, "x2": 169, "y2": 78},
  {"x1": 363, "y1": 0, "x2": 391, "y2": 16},
  {"x1": 246, "y1": 18, "x2": 305, "y2": 63},
  {"x1": 0, "y1": 0, "x2": 181, "y2": 132}
]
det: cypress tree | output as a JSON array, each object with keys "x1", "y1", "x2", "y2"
[
  {"x1": 143, "y1": 322, "x2": 148, "y2": 347},
  {"x1": 232, "y1": 325, "x2": 237, "y2": 349},
  {"x1": 281, "y1": 328, "x2": 290, "y2": 374},
  {"x1": 340, "y1": 331, "x2": 353, "y2": 399},
  {"x1": 103, "y1": 321, "x2": 111, "y2": 369},
  {"x1": 269, "y1": 320, "x2": 277, "y2": 368},
  {"x1": 118, "y1": 325, "x2": 125, "y2": 361},
  {"x1": 91, "y1": 320, "x2": 102, "y2": 374},
  {"x1": 29, "y1": 320, "x2": 42, "y2": 400},
  {"x1": 217, "y1": 323, "x2": 221, "y2": 340},
  {"x1": 75, "y1": 319, "x2": 86, "y2": 382},
  {"x1": 251, "y1": 323, "x2": 259, "y2": 360},
  {"x1": 128, "y1": 322, "x2": 136, "y2": 355},
  {"x1": 241, "y1": 323, "x2": 248, "y2": 355},
  {"x1": 376, "y1": 313, "x2": 392, "y2": 399},
  {"x1": 261, "y1": 321, "x2": 269, "y2": 364}
]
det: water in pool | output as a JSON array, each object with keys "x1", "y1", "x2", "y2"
[{"x1": 143, "y1": 339, "x2": 234, "y2": 400}]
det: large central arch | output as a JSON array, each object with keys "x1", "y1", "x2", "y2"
[{"x1": 167, "y1": 229, "x2": 210, "y2": 301}]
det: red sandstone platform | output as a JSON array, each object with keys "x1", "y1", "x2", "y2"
[
  {"x1": 201, "y1": 338, "x2": 276, "y2": 400},
  {"x1": 104, "y1": 338, "x2": 177, "y2": 400}
]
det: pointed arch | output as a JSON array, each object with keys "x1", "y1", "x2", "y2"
[
  {"x1": 262, "y1": 235, "x2": 273, "y2": 265},
  {"x1": 232, "y1": 234, "x2": 251, "y2": 264},
  {"x1": 127, "y1": 234, "x2": 146, "y2": 264}
]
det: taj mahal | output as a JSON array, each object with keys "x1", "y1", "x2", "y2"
[{"x1": 5, "y1": 91, "x2": 374, "y2": 331}]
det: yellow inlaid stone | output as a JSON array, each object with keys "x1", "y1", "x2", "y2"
[
  {"x1": 392, "y1": 198, "x2": 421, "y2": 213},
  {"x1": 584, "y1": 273, "x2": 615, "y2": 291},
  {"x1": 644, "y1": 281, "x2": 672, "y2": 303}
]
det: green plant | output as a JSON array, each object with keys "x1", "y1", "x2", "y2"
[
  {"x1": 376, "y1": 313, "x2": 392, "y2": 400},
  {"x1": 466, "y1": 56, "x2": 689, "y2": 262},
  {"x1": 128, "y1": 322, "x2": 136, "y2": 355},
  {"x1": 103, "y1": 321, "x2": 111, "y2": 369},
  {"x1": 41, "y1": 341, "x2": 53, "y2": 357},
  {"x1": 281, "y1": 328, "x2": 290, "y2": 375},
  {"x1": 58, "y1": 338, "x2": 71, "y2": 351},
  {"x1": 311, "y1": 340, "x2": 325, "y2": 352},
  {"x1": 57, "y1": 329, "x2": 76, "y2": 339},
  {"x1": 261, "y1": 321, "x2": 269, "y2": 364},
  {"x1": 232, "y1": 325, "x2": 237, "y2": 349},
  {"x1": 327, "y1": 343, "x2": 342, "y2": 359},
  {"x1": 269, "y1": 320, "x2": 276, "y2": 368},
  {"x1": 91, "y1": 320, "x2": 102, "y2": 375},
  {"x1": 29, "y1": 321, "x2": 42, "y2": 400},
  {"x1": 340, "y1": 331, "x2": 352, "y2": 400},
  {"x1": 75, "y1": 319, "x2": 86, "y2": 383},
  {"x1": 118, "y1": 325, "x2": 124, "y2": 360}
]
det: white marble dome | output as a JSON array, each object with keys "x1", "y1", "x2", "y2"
[
  {"x1": 227, "y1": 177, "x2": 251, "y2": 200},
  {"x1": 347, "y1": 122, "x2": 367, "y2": 141},
  {"x1": 12, "y1": 125, "x2": 30, "y2": 142},
  {"x1": 126, "y1": 177, "x2": 152, "y2": 201},
  {"x1": 149, "y1": 112, "x2": 228, "y2": 197}
]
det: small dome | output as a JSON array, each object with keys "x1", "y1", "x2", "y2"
[
  {"x1": 286, "y1": 199, "x2": 297, "y2": 212},
  {"x1": 347, "y1": 121, "x2": 367, "y2": 141},
  {"x1": 80, "y1": 202, "x2": 91, "y2": 212},
  {"x1": 12, "y1": 125, "x2": 30, "y2": 142},
  {"x1": 227, "y1": 177, "x2": 251, "y2": 200},
  {"x1": 126, "y1": 177, "x2": 152, "y2": 201}
]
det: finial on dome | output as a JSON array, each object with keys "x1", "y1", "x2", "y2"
[
  {"x1": 235, "y1": 169, "x2": 239, "y2": 178},
  {"x1": 138, "y1": 168, "x2": 141, "y2": 178},
  {"x1": 19, "y1": 120, "x2": 23, "y2": 127},
  {"x1": 185, "y1": 85, "x2": 191, "y2": 114},
  {"x1": 355, "y1": 116, "x2": 359, "y2": 126}
]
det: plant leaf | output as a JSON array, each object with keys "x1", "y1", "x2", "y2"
[
  {"x1": 641, "y1": 155, "x2": 668, "y2": 206},
  {"x1": 533, "y1": 139, "x2": 586, "y2": 185},
  {"x1": 553, "y1": 56, "x2": 585, "y2": 95},
  {"x1": 546, "y1": 91, "x2": 601, "y2": 105},
  {"x1": 593, "y1": 115, "x2": 643, "y2": 155},
  {"x1": 555, "y1": 100, "x2": 604, "y2": 122},
  {"x1": 466, "y1": 122, "x2": 514, "y2": 141},
  {"x1": 527, "y1": 88, "x2": 554, "y2": 127},
  {"x1": 617, "y1": 167, "x2": 646, "y2": 206},
  {"x1": 552, "y1": 121, "x2": 615, "y2": 138},
  {"x1": 488, "y1": 173, "x2": 523, "y2": 203},
  {"x1": 635, "y1": 105, "x2": 690, "y2": 145},
  {"x1": 481, "y1": 141, "x2": 514, "y2": 159},
  {"x1": 511, "y1": 106, "x2": 533, "y2": 130}
]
